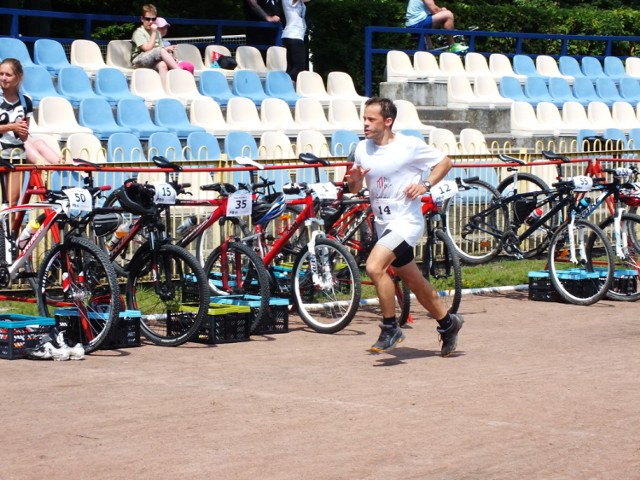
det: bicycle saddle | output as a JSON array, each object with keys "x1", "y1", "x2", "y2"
[
  {"x1": 152, "y1": 155, "x2": 183, "y2": 172},
  {"x1": 299, "y1": 152, "x2": 330, "y2": 166}
]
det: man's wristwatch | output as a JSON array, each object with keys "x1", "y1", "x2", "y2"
[{"x1": 422, "y1": 180, "x2": 432, "y2": 192}]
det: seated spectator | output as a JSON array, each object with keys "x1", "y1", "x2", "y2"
[
  {"x1": 154, "y1": 17, "x2": 195, "y2": 74},
  {"x1": 130, "y1": 4, "x2": 180, "y2": 83},
  {"x1": 405, "y1": 0, "x2": 456, "y2": 50}
]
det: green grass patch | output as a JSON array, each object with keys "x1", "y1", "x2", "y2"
[{"x1": 460, "y1": 257, "x2": 546, "y2": 289}]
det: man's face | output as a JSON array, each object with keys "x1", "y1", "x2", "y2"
[{"x1": 363, "y1": 104, "x2": 392, "y2": 141}]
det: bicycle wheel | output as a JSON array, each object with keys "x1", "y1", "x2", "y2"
[
  {"x1": 291, "y1": 237, "x2": 361, "y2": 334},
  {"x1": 548, "y1": 219, "x2": 614, "y2": 305},
  {"x1": 423, "y1": 229, "x2": 462, "y2": 315},
  {"x1": 595, "y1": 213, "x2": 640, "y2": 302},
  {"x1": 392, "y1": 272, "x2": 412, "y2": 327},
  {"x1": 195, "y1": 217, "x2": 249, "y2": 267},
  {"x1": 442, "y1": 178, "x2": 507, "y2": 264},
  {"x1": 204, "y1": 241, "x2": 270, "y2": 332},
  {"x1": 126, "y1": 243, "x2": 209, "y2": 346},
  {"x1": 496, "y1": 172, "x2": 560, "y2": 259},
  {"x1": 36, "y1": 236, "x2": 120, "y2": 354}
]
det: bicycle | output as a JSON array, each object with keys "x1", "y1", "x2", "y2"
[
  {"x1": 442, "y1": 165, "x2": 615, "y2": 305},
  {"x1": 0, "y1": 158, "x2": 121, "y2": 353}
]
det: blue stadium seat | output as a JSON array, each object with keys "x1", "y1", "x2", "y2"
[
  {"x1": 224, "y1": 130, "x2": 259, "y2": 160},
  {"x1": 56, "y1": 66, "x2": 102, "y2": 107},
  {"x1": 20, "y1": 65, "x2": 63, "y2": 107},
  {"x1": 628, "y1": 128, "x2": 640, "y2": 149},
  {"x1": 398, "y1": 129, "x2": 425, "y2": 142},
  {"x1": 558, "y1": 56, "x2": 588, "y2": 81},
  {"x1": 548, "y1": 77, "x2": 586, "y2": 107},
  {"x1": 498, "y1": 76, "x2": 531, "y2": 104},
  {"x1": 0, "y1": 37, "x2": 36, "y2": 68},
  {"x1": 581, "y1": 56, "x2": 610, "y2": 83},
  {"x1": 512, "y1": 55, "x2": 550, "y2": 83},
  {"x1": 186, "y1": 131, "x2": 222, "y2": 162},
  {"x1": 603, "y1": 127, "x2": 627, "y2": 148},
  {"x1": 265, "y1": 70, "x2": 301, "y2": 107},
  {"x1": 603, "y1": 56, "x2": 629, "y2": 84},
  {"x1": 101, "y1": 132, "x2": 147, "y2": 188},
  {"x1": 330, "y1": 129, "x2": 360, "y2": 156},
  {"x1": 524, "y1": 76, "x2": 562, "y2": 107},
  {"x1": 594, "y1": 78, "x2": 625, "y2": 107},
  {"x1": 116, "y1": 98, "x2": 171, "y2": 140},
  {"x1": 572, "y1": 78, "x2": 603, "y2": 106},
  {"x1": 147, "y1": 132, "x2": 185, "y2": 162},
  {"x1": 576, "y1": 128, "x2": 599, "y2": 152},
  {"x1": 78, "y1": 98, "x2": 131, "y2": 140},
  {"x1": 232, "y1": 70, "x2": 270, "y2": 106},
  {"x1": 95, "y1": 68, "x2": 144, "y2": 106},
  {"x1": 619, "y1": 77, "x2": 640, "y2": 104},
  {"x1": 33, "y1": 39, "x2": 72, "y2": 75},
  {"x1": 198, "y1": 69, "x2": 238, "y2": 107},
  {"x1": 154, "y1": 98, "x2": 205, "y2": 138}
]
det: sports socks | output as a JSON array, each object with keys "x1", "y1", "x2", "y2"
[{"x1": 437, "y1": 313, "x2": 453, "y2": 331}]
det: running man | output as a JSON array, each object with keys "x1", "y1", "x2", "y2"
[{"x1": 346, "y1": 97, "x2": 463, "y2": 356}]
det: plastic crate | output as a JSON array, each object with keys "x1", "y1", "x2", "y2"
[
  {"x1": 528, "y1": 269, "x2": 603, "y2": 302},
  {"x1": 54, "y1": 308, "x2": 141, "y2": 349},
  {"x1": 528, "y1": 271, "x2": 565, "y2": 303},
  {"x1": 0, "y1": 314, "x2": 56, "y2": 360},
  {"x1": 174, "y1": 304, "x2": 252, "y2": 344},
  {"x1": 210, "y1": 295, "x2": 290, "y2": 335}
]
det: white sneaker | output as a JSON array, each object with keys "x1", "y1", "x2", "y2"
[
  {"x1": 55, "y1": 331, "x2": 85, "y2": 360},
  {"x1": 25, "y1": 341, "x2": 70, "y2": 361}
]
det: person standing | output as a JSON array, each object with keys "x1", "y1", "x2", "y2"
[
  {"x1": 345, "y1": 97, "x2": 464, "y2": 356},
  {"x1": 0, "y1": 58, "x2": 64, "y2": 206},
  {"x1": 130, "y1": 4, "x2": 180, "y2": 84},
  {"x1": 405, "y1": 0, "x2": 456, "y2": 49},
  {"x1": 281, "y1": 0, "x2": 310, "y2": 83},
  {"x1": 244, "y1": 0, "x2": 282, "y2": 57}
]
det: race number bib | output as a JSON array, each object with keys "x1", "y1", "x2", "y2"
[
  {"x1": 227, "y1": 192, "x2": 252, "y2": 217},
  {"x1": 430, "y1": 180, "x2": 459, "y2": 202},
  {"x1": 310, "y1": 182, "x2": 338, "y2": 200},
  {"x1": 64, "y1": 188, "x2": 92, "y2": 216},
  {"x1": 571, "y1": 176, "x2": 594, "y2": 192},
  {"x1": 153, "y1": 182, "x2": 177, "y2": 204},
  {"x1": 371, "y1": 198, "x2": 401, "y2": 222}
]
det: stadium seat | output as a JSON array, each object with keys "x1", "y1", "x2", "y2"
[
  {"x1": 65, "y1": 132, "x2": 107, "y2": 164},
  {"x1": 78, "y1": 97, "x2": 131, "y2": 140},
  {"x1": 513, "y1": 54, "x2": 550, "y2": 83},
  {"x1": 459, "y1": 128, "x2": 490, "y2": 154},
  {"x1": 37, "y1": 96, "x2": 93, "y2": 140},
  {"x1": 612, "y1": 101, "x2": 640, "y2": 132},
  {"x1": 619, "y1": 77, "x2": 640, "y2": 104},
  {"x1": 33, "y1": 39, "x2": 72, "y2": 75},
  {"x1": 548, "y1": 77, "x2": 586, "y2": 107},
  {"x1": 572, "y1": 77, "x2": 603, "y2": 106},
  {"x1": 576, "y1": 128, "x2": 600, "y2": 152},
  {"x1": 235, "y1": 45, "x2": 268, "y2": 77},
  {"x1": 626, "y1": 57, "x2": 640, "y2": 79},
  {"x1": 428, "y1": 128, "x2": 460, "y2": 155},
  {"x1": 296, "y1": 70, "x2": 333, "y2": 105},
  {"x1": 535, "y1": 55, "x2": 574, "y2": 84},
  {"x1": 464, "y1": 52, "x2": 500, "y2": 82},
  {"x1": 106, "y1": 40, "x2": 134, "y2": 78},
  {"x1": 602, "y1": 127, "x2": 627, "y2": 150},
  {"x1": 328, "y1": 98, "x2": 363, "y2": 131},
  {"x1": 147, "y1": 131, "x2": 185, "y2": 162},
  {"x1": 224, "y1": 130, "x2": 260, "y2": 160},
  {"x1": 473, "y1": 75, "x2": 513, "y2": 108},
  {"x1": 536, "y1": 101, "x2": 579, "y2": 136},
  {"x1": 116, "y1": 98, "x2": 171, "y2": 139},
  {"x1": 498, "y1": 76, "x2": 531, "y2": 103},
  {"x1": 581, "y1": 56, "x2": 611, "y2": 83},
  {"x1": 94, "y1": 67, "x2": 144, "y2": 106},
  {"x1": 186, "y1": 131, "x2": 222, "y2": 162},
  {"x1": 296, "y1": 129, "x2": 331, "y2": 157},
  {"x1": 104, "y1": 132, "x2": 146, "y2": 187},
  {"x1": 198, "y1": 69, "x2": 238, "y2": 107},
  {"x1": 448, "y1": 75, "x2": 493, "y2": 108},
  {"x1": 628, "y1": 127, "x2": 640, "y2": 149},
  {"x1": 266, "y1": 46, "x2": 287, "y2": 71},
  {"x1": 21, "y1": 65, "x2": 64, "y2": 106},
  {"x1": 259, "y1": 131, "x2": 295, "y2": 159},
  {"x1": 226, "y1": 96, "x2": 270, "y2": 135},
  {"x1": 203, "y1": 45, "x2": 237, "y2": 79},
  {"x1": 130, "y1": 68, "x2": 171, "y2": 106},
  {"x1": 398, "y1": 129, "x2": 425, "y2": 142},
  {"x1": 439, "y1": 52, "x2": 474, "y2": 80},
  {"x1": 587, "y1": 101, "x2": 614, "y2": 134},
  {"x1": 562, "y1": 101, "x2": 596, "y2": 133},
  {"x1": 232, "y1": 69, "x2": 270, "y2": 106},
  {"x1": 594, "y1": 78, "x2": 625, "y2": 107},
  {"x1": 0, "y1": 37, "x2": 36, "y2": 68},
  {"x1": 524, "y1": 76, "x2": 562, "y2": 107},
  {"x1": 327, "y1": 71, "x2": 369, "y2": 104},
  {"x1": 489, "y1": 53, "x2": 526, "y2": 83},
  {"x1": 260, "y1": 97, "x2": 304, "y2": 135},
  {"x1": 165, "y1": 68, "x2": 207, "y2": 105},
  {"x1": 56, "y1": 66, "x2": 102, "y2": 107},
  {"x1": 385, "y1": 50, "x2": 424, "y2": 82},
  {"x1": 70, "y1": 39, "x2": 108, "y2": 77},
  {"x1": 294, "y1": 97, "x2": 334, "y2": 134},
  {"x1": 558, "y1": 56, "x2": 588, "y2": 81},
  {"x1": 264, "y1": 70, "x2": 301, "y2": 107},
  {"x1": 392, "y1": 99, "x2": 434, "y2": 135},
  {"x1": 154, "y1": 98, "x2": 205, "y2": 138},
  {"x1": 174, "y1": 43, "x2": 206, "y2": 77},
  {"x1": 189, "y1": 96, "x2": 233, "y2": 137},
  {"x1": 510, "y1": 101, "x2": 554, "y2": 136},
  {"x1": 413, "y1": 51, "x2": 449, "y2": 83},
  {"x1": 603, "y1": 56, "x2": 629, "y2": 83},
  {"x1": 330, "y1": 129, "x2": 360, "y2": 156}
]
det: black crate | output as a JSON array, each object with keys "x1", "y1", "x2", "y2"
[
  {"x1": 54, "y1": 308, "x2": 141, "y2": 349},
  {"x1": 528, "y1": 272, "x2": 565, "y2": 303},
  {"x1": 169, "y1": 306, "x2": 252, "y2": 344},
  {"x1": 253, "y1": 298, "x2": 289, "y2": 335},
  {"x1": 0, "y1": 314, "x2": 56, "y2": 360}
]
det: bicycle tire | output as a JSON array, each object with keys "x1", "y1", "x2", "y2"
[
  {"x1": 442, "y1": 178, "x2": 507, "y2": 264},
  {"x1": 422, "y1": 229, "x2": 463, "y2": 315},
  {"x1": 394, "y1": 274, "x2": 412, "y2": 327},
  {"x1": 36, "y1": 236, "x2": 120, "y2": 354},
  {"x1": 195, "y1": 217, "x2": 250, "y2": 267},
  {"x1": 204, "y1": 240, "x2": 271, "y2": 333},
  {"x1": 126, "y1": 243, "x2": 209, "y2": 346},
  {"x1": 496, "y1": 172, "x2": 560, "y2": 259},
  {"x1": 291, "y1": 237, "x2": 362, "y2": 334},
  {"x1": 548, "y1": 219, "x2": 614, "y2": 305},
  {"x1": 594, "y1": 213, "x2": 640, "y2": 302}
]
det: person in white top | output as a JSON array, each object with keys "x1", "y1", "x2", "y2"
[
  {"x1": 281, "y1": 0, "x2": 310, "y2": 83},
  {"x1": 346, "y1": 97, "x2": 464, "y2": 356}
]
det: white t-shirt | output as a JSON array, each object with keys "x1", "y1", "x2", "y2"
[
  {"x1": 282, "y1": 0, "x2": 307, "y2": 40},
  {"x1": 354, "y1": 133, "x2": 445, "y2": 246}
]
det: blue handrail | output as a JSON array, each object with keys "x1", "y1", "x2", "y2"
[{"x1": 364, "y1": 25, "x2": 640, "y2": 96}]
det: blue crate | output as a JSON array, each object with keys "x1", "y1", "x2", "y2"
[
  {"x1": 0, "y1": 314, "x2": 56, "y2": 360},
  {"x1": 54, "y1": 308, "x2": 141, "y2": 349}
]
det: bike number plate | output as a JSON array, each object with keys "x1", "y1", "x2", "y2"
[
  {"x1": 64, "y1": 188, "x2": 92, "y2": 215},
  {"x1": 430, "y1": 180, "x2": 459, "y2": 202},
  {"x1": 571, "y1": 176, "x2": 593, "y2": 192},
  {"x1": 153, "y1": 182, "x2": 177, "y2": 204},
  {"x1": 371, "y1": 198, "x2": 400, "y2": 222},
  {"x1": 310, "y1": 182, "x2": 338, "y2": 200},
  {"x1": 227, "y1": 192, "x2": 252, "y2": 217}
]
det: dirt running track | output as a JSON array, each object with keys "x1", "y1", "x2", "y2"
[{"x1": 3, "y1": 291, "x2": 640, "y2": 480}]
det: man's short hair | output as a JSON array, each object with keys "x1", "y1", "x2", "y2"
[
  {"x1": 142, "y1": 4, "x2": 157, "y2": 16},
  {"x1": 364, "y1": 97, "x2": 397, "y2": 123}
]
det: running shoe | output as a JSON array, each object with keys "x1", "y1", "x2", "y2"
[
  {"x1": 438, "y1": 313, "x2": 464, "y2": 357},
  {"x1": 54, "y1": 331, "x2": 85, "y2": 360},
  {"x1": 25, "y1": 341, "x2": 70, "y2": 361},
  {"x1": 370, "y1": 324, "x2": 405, "y2": 353}
]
